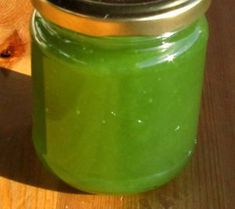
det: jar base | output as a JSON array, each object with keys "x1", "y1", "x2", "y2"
[{"x1": 33, "y1": 142, "x2": 191, "y2": 194}]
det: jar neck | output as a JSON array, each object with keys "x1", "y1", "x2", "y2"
[{"x1": 32, "y1": 12, "x2": 208, "y2": 65}]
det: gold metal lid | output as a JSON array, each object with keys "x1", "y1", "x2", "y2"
[{"x1": 31, "y1": 0, "x2": 211, "y2": 36}]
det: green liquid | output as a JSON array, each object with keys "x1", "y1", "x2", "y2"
[{"x1": 31, "y1": 14, "x2": 208, "y2": 194}]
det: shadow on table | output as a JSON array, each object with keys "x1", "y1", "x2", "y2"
[{"x1": 0, "y1": 68, "x2": 84, "y2": 194}]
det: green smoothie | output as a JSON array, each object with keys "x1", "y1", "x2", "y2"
[{"x1": 31, "y1": 13, "x2": 208, "y2": 194}]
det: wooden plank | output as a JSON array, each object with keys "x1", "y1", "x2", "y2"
[
  {"x1": 0, "y1": 0, "x2": 234, "y2": 208},
  {"x1": 0, "y1": 0, "x2": 32, "y2": 75}
]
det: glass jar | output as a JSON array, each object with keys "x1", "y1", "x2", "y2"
[{"x1": 31, "y1": 0, "x2": 210, "y2": 194}]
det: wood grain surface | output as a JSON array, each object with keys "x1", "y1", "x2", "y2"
[{"x1": 0, "y1": 0, "x2": 234, "y2": 209}]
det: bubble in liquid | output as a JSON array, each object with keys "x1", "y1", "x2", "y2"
[
  {"x1": 64, "y1": 39, "x2": 72, "y2": 43},
  {"x1": 188, "y1": 150, "x2": 192, "y2": 156},
  {"x1": 143, "y1": 90, "x2": 147, "y2": 94},
  {"x1": 137, "y1": 119, "x2": 143, "y2": 124},
  {"x1": 111, "y1": 111, "x2": 117, "y2": 116},
  {"x1": 174, "y1": 125, "x2": 180, "y2": 131}
]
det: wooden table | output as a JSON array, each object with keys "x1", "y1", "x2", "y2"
[{"x1": 0, "y1": 0, "x2": 234, "y2": 208}]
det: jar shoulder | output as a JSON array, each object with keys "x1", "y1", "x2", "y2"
[{"x1": 31, "y1": 13, "x2": 208, "y2": 69}]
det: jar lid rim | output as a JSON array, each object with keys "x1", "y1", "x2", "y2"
[{"x1": 31, "y1": 0, "x2": 211, "y2": 36}]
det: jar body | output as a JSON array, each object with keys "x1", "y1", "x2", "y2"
[{"x1": 31, "y1": 13, "x2": 208, "y2": 194}]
